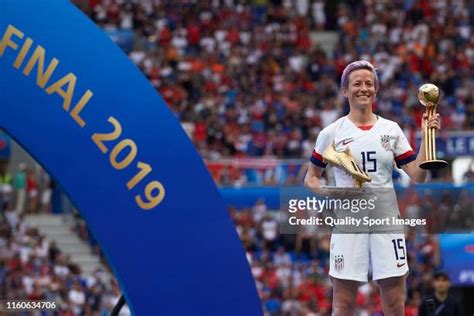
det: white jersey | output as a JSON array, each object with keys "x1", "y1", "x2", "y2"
[{"x1": 310, "y1": 116, "x2": 416, "y2": 188}]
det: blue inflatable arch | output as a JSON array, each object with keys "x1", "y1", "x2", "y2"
[{"x1": 0, "y1": 1, "x2": 262, "y2": 315}]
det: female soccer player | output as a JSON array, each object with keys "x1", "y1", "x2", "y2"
[{"x1": 304, "y1": 60, "x2": 441, "y2": 315}]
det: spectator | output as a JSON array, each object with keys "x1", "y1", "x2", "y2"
[
  {"x1": 259, "y1": 213, "x2": 279, "y2": 251},
  {"x1": 68, "y1": 281, "x2": 86, "y2": 315},
  {"x1": 14, "y1": 163, "x2": 26, "y2": 214},
  {"x1": 418, "y1": 271, "x2": 463, "y2": 316},
  {"x1": 273, "y1": 246, "x2": 292, "y2": 267},
  {"x1": 26, "y1": 169, "x2": 38, "y2": 214},
  {"x1": 39, "y1": 169, "x2": 53, "y2": 213}
]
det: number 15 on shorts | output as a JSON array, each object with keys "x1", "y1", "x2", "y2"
[{"x1": 391, "y1": 238, "x2": 406, "y2": 261}]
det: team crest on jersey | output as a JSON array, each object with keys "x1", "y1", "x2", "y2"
[
  {"x1": 381, "y1": 135, "x2": 396, "y2": 151},
  {"x1": 334, "y1": 255, "x2": 344, "y2": 272},
  {"x1": 381, "y1": 135, "x2": 391, "y2": 150}
]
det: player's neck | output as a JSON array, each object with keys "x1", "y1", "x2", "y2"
[{"x1": 347, "y1": 110, "x2": 377, "y2": 126}]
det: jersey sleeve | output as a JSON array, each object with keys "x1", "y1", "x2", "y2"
[
  {"x1": 309, "y1": 126, "x2": 335, "y2": 168},
  {"x1": 393, "y1": 124, "x2": 416, "y2": 168}
]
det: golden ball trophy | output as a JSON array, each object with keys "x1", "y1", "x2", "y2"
[{"x1": 417, "y1": 84, "x2": 448, "y2": 170}]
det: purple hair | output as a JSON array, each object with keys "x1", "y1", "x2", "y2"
[{"x1": 340, "y1": 60, "x2": 379, "y2": 91}]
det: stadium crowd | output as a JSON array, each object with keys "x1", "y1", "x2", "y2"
[
  {"x1": 0, "y1": 164, "x2": 126, "y2": 315},
  {"x1": 80, "y1": 0, "x2": 474, "y2": 161}
]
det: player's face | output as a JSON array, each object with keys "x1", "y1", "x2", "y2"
[{"x1": 343, "y1": 69, "x2": 376, "y2": 108}]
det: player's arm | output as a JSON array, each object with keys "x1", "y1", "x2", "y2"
[
  {"x1": 401, "y1": 113, "x2": 441, "y2": 183},
  {"x1": 304, "y1": 162, "x2": 324, "y2": 191},
  {"x1": 304, "y1": 125, "x2": 333, "y2": 192}
]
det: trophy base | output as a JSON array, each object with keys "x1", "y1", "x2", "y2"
[{"x1": 419, "y1": 160, "x2": 448, "y2": 170}]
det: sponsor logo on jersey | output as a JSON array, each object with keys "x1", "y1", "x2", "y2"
[
  {"x1": 334, "y1": 255, "x2": 344, "y2": 271},
  {"x1": 340, "y1": 138, "x2": 355, "y2": 146},
  {"x1": 397, "y1": 262, "x2": 406, "y2": 268}
]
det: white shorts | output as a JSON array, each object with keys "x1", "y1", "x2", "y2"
[{"x1": 329, "y1": 233, "x2": 408, "y2": 282}]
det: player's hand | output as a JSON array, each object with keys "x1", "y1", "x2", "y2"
[
  {"x1": 422, "y1": 113, "x2": 441, "y2": 142},
  {"x1": 422, "y1": 113, "x2": 441, "y2": 131}
]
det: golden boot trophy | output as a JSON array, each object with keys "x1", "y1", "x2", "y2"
[
  {"x1": 418, "y1": 84, "x2": 448, "y2": 170},
  {"x1": 323, "y1": 142, "x2": 371, "y2": 188}
]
